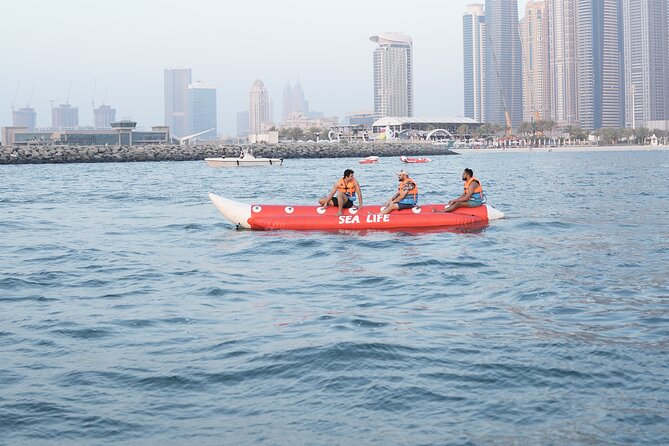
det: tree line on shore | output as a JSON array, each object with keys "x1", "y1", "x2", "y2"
[
  {"x1": 267, "y1": 123, "x2": 667, "y2": 145},
  {"x1": 456, "y1": 120, "x2": 668, "y2": 145},
  {"x1": 276, "y1": 126, "x2": 329, "y2": 142}
]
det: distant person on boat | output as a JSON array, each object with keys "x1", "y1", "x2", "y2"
[
  {"x1": 319, "y1": 169, "x2": 363, "y2": 216},
  {"x1": 434, "y1": 168, "x2": 484, "y2": 213},
  {"x1": 378, "y1": 169, "x2": 418, "y2": 214}
]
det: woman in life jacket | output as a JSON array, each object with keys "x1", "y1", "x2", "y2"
[
  {"x1": 434, "y1": 168, "x2": 485, "y2": 213},
  {"x1": 319, "y1": 169, "x2": 363, "y2": 216},
  {"x1": 378, "y1": 169, "x2": 419, "y2": 215}
]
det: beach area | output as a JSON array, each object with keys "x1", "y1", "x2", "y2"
[{"x1": 453, "y1": 144, "x2": 669, "y2": 154}]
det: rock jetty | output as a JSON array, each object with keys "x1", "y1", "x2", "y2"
[{"x1": 0, "y1": 142, "x2": 456, "y2": 165}]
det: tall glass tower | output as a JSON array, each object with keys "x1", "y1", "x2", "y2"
[
  {"x1": 548, "y1": 0, "x2": 579, "y2": 126},
  {"x1": 164, "y1": 67, "x2": 192, "y2": 137},
  {"x1": 521, "y1": 1, "x2": 552, "y2": 123},
  {"x1": 370, "y1": 33, "x2": 414, "y2": 120},
  {"x1": 575, "y1": 0, "x2": 623, "y2": 130},
  {"x1": 249, "y1": 80, "x2": 272, "y2": 136},
  {"x1": 189, "y1": 82, "x2": 217, "y2": 140},
  {"x1": 463, "y1": 4, "x2": 486, "y2": 122},
  {"x1": 622, "y1": 0, "x2": 669, "y2": 128},
  {"x1": 484, "y1": 0, "x2": 523, "y2": 129}
]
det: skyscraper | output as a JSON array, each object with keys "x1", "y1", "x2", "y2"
[
  {"x1": 370, "y1": 33, "x2": 414, "y2": 119},
  {"x1": 94, "y1": 104, "x2": 116, "y2": 129},
  {"x1": 575, "y1": 0, "x2": 623, "y2": 130},
  {"x1": 282, "y1": 79, "x2": 309, "y2": 122},
  {"x1": 189, "y1": 82, "x2": 217, "y2": 140},
  {"x1": 291, "y1": 80, "x2": 308, "y2": 117},
  {"x1": 521, "y1": 1, "x2": 551, "y2": 122},
  {"x1": 547, "y1": 0, "x2": 579, "y2": 126},
  {"x1": 12, "y1": 107, "x2": 37, "y2": 130},
  {"x1": 282, "y1": 82, "x2": 293, "y2": 122},
  {"x1": 249, "y1": 80, "x2": 272, "y2": 136},
  {"x1": 164, "y1": 67, "x2": 192, "y2": 137},
  {"x1": 622, "y1": 0, "x2": 669, "y2": 128},
  {"x1": 484, "y1": 0, "x2": 523, "y2": 128},
  {"x1": 463, "y1": 4, "x2": 486, "y2": 122},
  {"x1": 237, "y1": 111, "x2": 249, "y2": 137},
  {"x1": 52, "y1": 104, "x2": 79, "y2": 129}
]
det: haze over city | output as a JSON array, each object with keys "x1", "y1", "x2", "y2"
[{"x1": 1, "y1": 0, "x2": 526, "y2": 135}]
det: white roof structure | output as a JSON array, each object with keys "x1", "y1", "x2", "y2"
[
  {"x1": 369, "y1": 33, "x2": 412, "y2": 45},
  {"x1": 373, "y1": 117, "x2": 480, "y2": 126}
]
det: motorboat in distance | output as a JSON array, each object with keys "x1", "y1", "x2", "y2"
[
  {"x1": 358, "y1": 156, "x2": 379, "y2": 164},
  {"x1": 400, "y1": 155, "x2": 432, "y2": 164},
  {"x1": 205, "y1": 151, "x2": 283, "y2": 167}
]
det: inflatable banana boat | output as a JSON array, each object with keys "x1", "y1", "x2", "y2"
[{"x1": 209, "y1": 193, "x2": 504, "y2": 231}]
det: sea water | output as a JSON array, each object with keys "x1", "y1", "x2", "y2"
[{"x1": 1, "y1": 149, "x2": 668, "y2": 445}]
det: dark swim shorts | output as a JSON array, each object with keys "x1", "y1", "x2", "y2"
[{"x1": 332, "y1": 196, "x2": 354, "y2": 208}]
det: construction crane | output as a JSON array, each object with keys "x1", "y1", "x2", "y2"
[
  {"x1": 27, "y1": 85, "x2": 35, "y2": 108},
  {"x1": 65, "y1": 79, "x2": 72, "y2": 105},
  {"x1": 10, "y1": 81, "x2": 20, "y2": 114},
  {"x1": 91, "y1": 79, "x2": 96, "y2": 111},
  {"x1": 486, "y1": 31, "x2": 513, "y2": 137}
]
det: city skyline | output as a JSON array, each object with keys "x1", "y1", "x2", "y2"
[{"x1": 1, "y1": 0, "x2": 526, "y2": 136}]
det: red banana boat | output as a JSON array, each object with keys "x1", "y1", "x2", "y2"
[
  {"x1": 209, "y1": 193, "x2": 504, "y2": 231},
  {"x1": 400, "y1": 155, "x2": 432, "y2": 163},
  {"x1": 358, "y1": 156, "x2": 379, "y2": 164}
]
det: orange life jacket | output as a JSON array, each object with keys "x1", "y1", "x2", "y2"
[
  {"x1": 464, "y1": 177, "x2": 483, "y2": 200},
  {"x1": 337, "y1": 178, "x2": 356, "y2": 197},
  {"x1": 398, "y1": 177, "x2": 418, "y2": 204}
]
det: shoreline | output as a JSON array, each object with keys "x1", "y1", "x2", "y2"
[{"x1": 452, "y1": 144, "x2": 668, "y2": 154}]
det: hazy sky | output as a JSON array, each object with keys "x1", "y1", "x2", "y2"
[{"x1": 1, "y1": 0, "x2": 527, "y2": 135}]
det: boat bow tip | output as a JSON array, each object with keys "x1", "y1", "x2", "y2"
[
  {"x1": 208, "y1": 193, "x2": 252, "y2": 229},
  {"x1": 486, "y1": 205, "x2": 505, "y2": 220}
]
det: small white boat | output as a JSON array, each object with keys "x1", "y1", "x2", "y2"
[{"x1": 205, "y1": 151, "x2": 283, "y2": 167}]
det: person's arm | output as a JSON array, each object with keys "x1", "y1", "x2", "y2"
[
  {"x1": 354, "y1": 180, "x2": 363, "y2": 207},
  {"x1": 384, "y1": 192, "x2": 400, "y2": 206},
  {"x1": 390, "y1": 188, "x2": 408, "y2": 204},
  {"x1": 449, "y1": 189, "x2": 467, "y2": 205},
  {"x1": 454, "y1": 181, "x2": 477, "y2": 203}
]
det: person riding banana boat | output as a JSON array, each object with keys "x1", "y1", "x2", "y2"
[{"x1": 433, "y1": 168, "x2": 485, "y2": 213}]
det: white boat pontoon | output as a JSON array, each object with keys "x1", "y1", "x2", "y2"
[{"x1": 205, "y1": 151, "x2": 283, "y2": 167}]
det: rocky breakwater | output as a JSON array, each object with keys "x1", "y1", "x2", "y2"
[{"x1": 0, "y1": 142, "x2": 457, "y2": 165}]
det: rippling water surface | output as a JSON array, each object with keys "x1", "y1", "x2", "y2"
[{"x1": 1, "y1": 149, "x2": 668, "y2": 445}]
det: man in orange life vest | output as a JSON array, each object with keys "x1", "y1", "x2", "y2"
[
  {"x1": 319, "y1": 169, "x2": 363, "y2": 216},
  {"x1": 378, "y1": 169, "x2": 419, "y2": 215},
  {"x1": 434, "y1": 168, "x2": 484, "y2": 213}
]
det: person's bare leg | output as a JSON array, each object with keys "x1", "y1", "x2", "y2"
[
  {"x1": 443, "y1": 202, "x2": 466, "y2": 213},
  {"x1": 318, "y1": 197, "x2": 335, "y2": 207},
  {"x1": 379, "y1": 203, "x2": 398, "y2": 215},
  {"x1": 336, "y1": 192, "x2": 348, "y2": 216}
]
